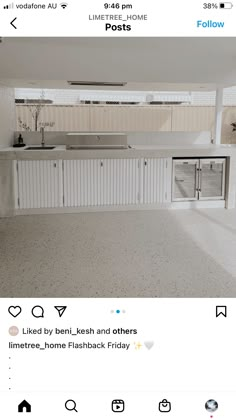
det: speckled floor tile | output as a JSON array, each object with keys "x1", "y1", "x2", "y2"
[{"x1": 0, "y1": 208, "x2": 236, "y2": 297}]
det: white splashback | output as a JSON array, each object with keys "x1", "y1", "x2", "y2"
[
  {"x1": 14, "y1": 131, "x2": 68, "y2": 146},
  {"x1": 14, "y1": 130, "x2": 212, "y2": 147},
  {"x1": 128, "y1": 131, "x2": 212, "y2": 146},
  {"x1": 14, "y1": 131, "x2": 128, "y2": 146}
]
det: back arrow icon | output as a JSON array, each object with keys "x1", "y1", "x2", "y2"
[{"x1": 10, "y1": 18, "x2": 17, "y2": 29}]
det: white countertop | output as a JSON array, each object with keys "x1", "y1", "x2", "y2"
[
  {"x1": 0, "y1": 144, "x2": 235, "y2": 160},
  {"x1": 2, "y1": 144, "x2": 235, "y2": 151}
]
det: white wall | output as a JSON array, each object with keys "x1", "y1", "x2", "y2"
[{"x1": 0, "y1": 86, "x2": 15, "y2": 148}]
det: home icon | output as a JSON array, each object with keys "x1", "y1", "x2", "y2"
[{"x1": 18, "y1": 400, "x2": 31, "y2": 413}]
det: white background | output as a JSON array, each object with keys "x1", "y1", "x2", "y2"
[
  {"x1": 0, "y1": 298, "x2": 235, "y2": 418},
  {"x1": 0, "y1": 0, "x2": 235, "y2": 36}
]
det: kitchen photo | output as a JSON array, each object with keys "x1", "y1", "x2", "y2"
[{"x1": 0, "y1": 37, "x2": 236, "y2": 297}]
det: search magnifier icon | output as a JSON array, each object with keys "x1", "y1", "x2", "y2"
[{"x1": 65, "y1": 400, "x2": 78, "y2": 413}]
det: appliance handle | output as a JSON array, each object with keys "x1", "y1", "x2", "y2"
[{"x1": 198, "y1": 167, "x2": 202, "y2": 192}]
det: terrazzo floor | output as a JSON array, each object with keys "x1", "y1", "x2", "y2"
[{"x1": 0, "y1": 208, "x2": 236, "y2": 297}]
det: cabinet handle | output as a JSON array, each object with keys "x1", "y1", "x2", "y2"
[
  {"x1": 54, "y1": 163, "x2": 57, "y2": 168},
  {"x1": 144, "y1": 161, "x2": 147, "y2": 166},
  {"x1": 100, "y1": 162, "x2": 103, "y2": 167}
]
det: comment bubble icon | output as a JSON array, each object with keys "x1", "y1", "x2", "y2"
[{"x1": 31, "y1": 306, "x2": 44, "y2": 318}]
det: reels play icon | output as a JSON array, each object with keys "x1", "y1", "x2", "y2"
[{"x1": 112, "y1": 400, "x2": 125, "y2": 412}]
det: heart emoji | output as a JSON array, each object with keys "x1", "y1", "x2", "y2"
[
  {"x1": 144, "y1": 341, "x2": 154, "y2": 350},
  {"x1": 8, "y1": 306, "x2": 22, "y2": 318}
]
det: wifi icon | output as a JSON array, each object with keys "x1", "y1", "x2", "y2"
[{"x1": 60, "y1": 2, "x2": 68, "y2": 8}]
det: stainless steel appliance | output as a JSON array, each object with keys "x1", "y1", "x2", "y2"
[
  {"x1": 172, "y1": 158, "x2": 226, "y2": 201},
  {"x1": 66, "y1": 133, "x2": 128, "y2": 150}
]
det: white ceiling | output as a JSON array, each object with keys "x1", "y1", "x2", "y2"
[{"x1": 1, "y1": 37, "x2": 236, "y2": 91}]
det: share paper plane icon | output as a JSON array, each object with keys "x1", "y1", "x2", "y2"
[{"x1": 54, "y1": 306, "x2": 67, "y2": 317}]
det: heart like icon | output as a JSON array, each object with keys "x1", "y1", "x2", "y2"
[
  {"x1": 144, "y1": 341, "x2": 154, "y2": 350},
  {"x1": 8, "y1": 306, "x2": 22, "y2": 318}
]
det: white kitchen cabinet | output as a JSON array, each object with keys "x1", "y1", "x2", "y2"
[
  {"x1": 63, "y1": 159, "x2": 140, "y2": 207},
  {"x1": 15, "y1": 160, "x2": 63, "y2": 209},
  {"x1": 141, "y1": 158, "x2": 172, "y2": 204},
  {"x1": 12, "y1": 155, "x2": 227, "y2": 213}
]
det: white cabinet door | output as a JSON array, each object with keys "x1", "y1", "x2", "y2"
[
  {"x1": 17, "y1": 160, "x2": 63, "y2": 209},
  {"x1": 63, "y1": 159, "x2": 140, "y2": 207},
  {"x1": 63, "y1": 159, "x2": 103, "y2": 207},
  {"x1": 101, "y1": 159, "x2": 140, "y2": 206},
  {"x1": 141, "y1": 158, "x2": 171, "y2": 204},
  {"x1": 142, "y1": 158, "x2": 172, "y2": 204}
]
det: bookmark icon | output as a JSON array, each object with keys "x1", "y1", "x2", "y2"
[{"x1": 216, "y1": 306, "x2": 227, "y2": 318}]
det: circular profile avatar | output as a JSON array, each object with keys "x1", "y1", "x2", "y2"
[{"x1": 205, "y1": 399, "x2": 218, "y2": 412}]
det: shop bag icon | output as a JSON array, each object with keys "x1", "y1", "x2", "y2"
[{"x1": 159, "y1": 399, "x2": 171, "y2": 412}]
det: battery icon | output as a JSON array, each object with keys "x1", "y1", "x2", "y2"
[{"x1": 219, "y1": 2, "x2": 233, "y2": 7}]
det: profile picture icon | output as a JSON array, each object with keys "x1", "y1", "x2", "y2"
[
  {"x1": 9, "y1": 326, "x2": 19, "y2": 336},
  {"x1": 205, "y1": 399, "x2": 218, "y2": 412}
]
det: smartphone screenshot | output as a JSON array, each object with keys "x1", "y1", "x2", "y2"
[{"x1": 0, "y1": 0, "x2": 236, "y2": 418}]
